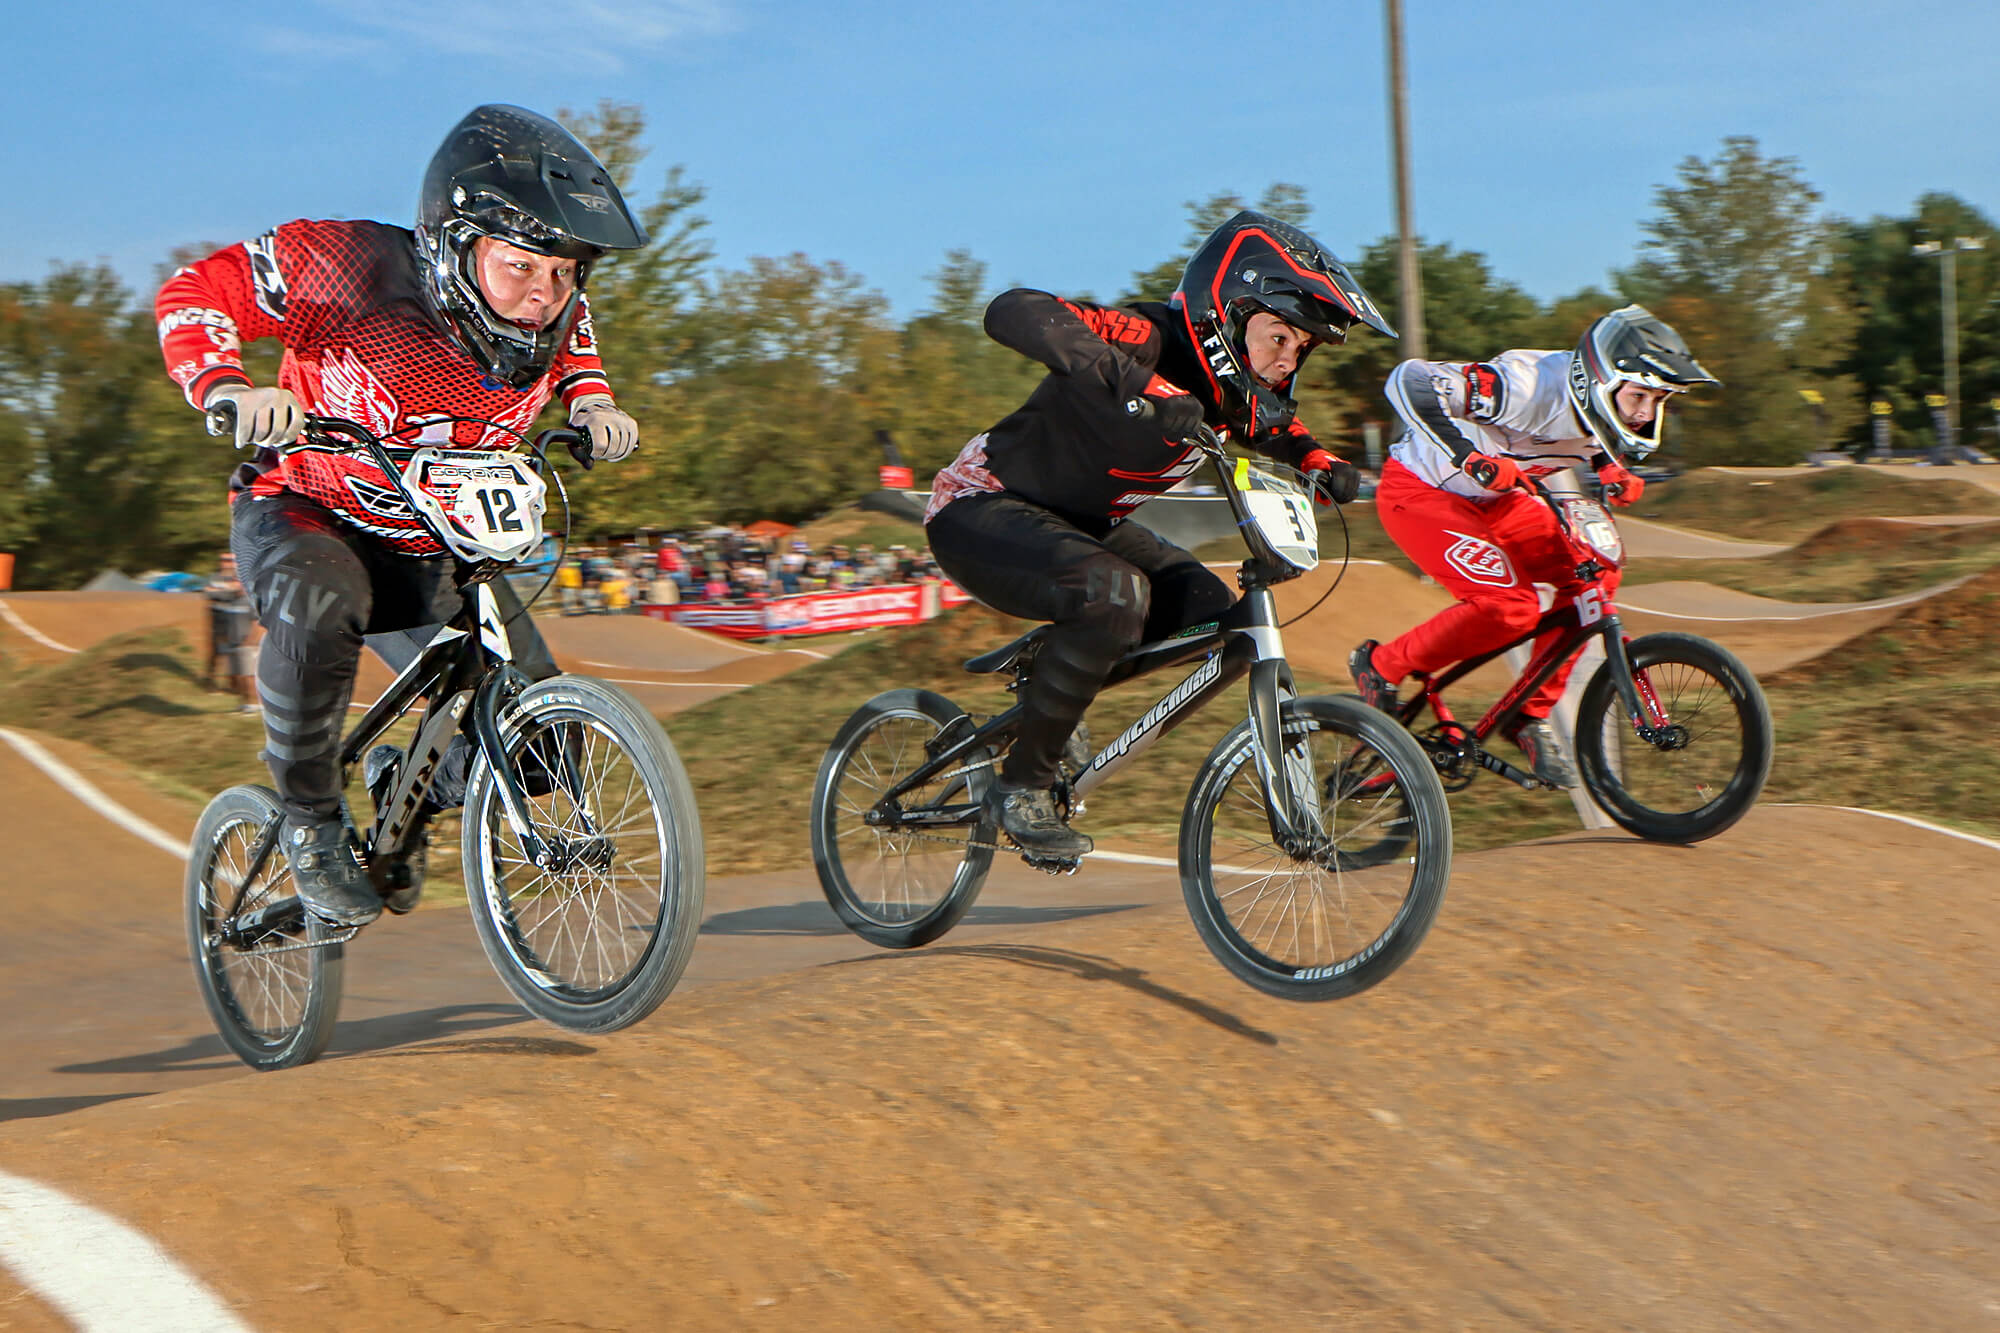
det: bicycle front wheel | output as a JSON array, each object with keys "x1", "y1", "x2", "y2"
[
  {"x1": 184, "y1": 784, "x2": 344, "y2": 1070},
  {"x1": 1180, "y1": 696, "x2": 1452, "y2": 1001},
  {"x1": 1575, "y1": 632, "x2": 1773, "y2": 843},
  {"x1": 810, "y1": 689, "x2": 998, "y2": 948},
  {"x1": 463, "y1": 675, "x2": 705, "y2": 1032}
]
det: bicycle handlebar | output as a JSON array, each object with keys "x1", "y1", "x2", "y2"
[{"x1": 204, "y1": 400, "x2": 597, "y2": 472}]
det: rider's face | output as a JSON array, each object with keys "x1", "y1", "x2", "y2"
[
  {"x1": 474, "y1": 238, "x2": 578, "y2": 329},
  {"x1": 1613, "y1": 383, "x2": 1675, "y2": 432},
  {"x1": 1244, "y1": 312, "x2": 1315, "y2": 388}
]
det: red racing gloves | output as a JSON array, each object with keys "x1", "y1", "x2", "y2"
[
  {"x1": 1595, "y1": 459, "x2": 1644, "y2": 507},
  {"x1": 1462, "y1": 452, "x2": 1524, "y2": 492},
  {"x1": 1299, "y1": 447, "x2": 1360, "y2": 505}
]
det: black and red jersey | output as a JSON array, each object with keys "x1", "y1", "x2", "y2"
[
  {"x1": 156, "y1": 219, "x2": 614, "y2": 556},
  {"x1": 926, "y1": 290, "x2": 1319, "y2": 527}
]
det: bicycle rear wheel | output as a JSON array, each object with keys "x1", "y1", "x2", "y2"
[
  {"x1": 1180, "y1": 696, "x2": 1452, "y2": 1001},
  {"x1": 184, "y1": 784, "x2": 344, "y2": 1070},
  {"x1": 1575, "y1": 632, "x2": 1772, "y2": 843},
  {"x1": 463, "y1": 675, "x2": 705, "y2": 1032},
  {"x1": 810, "y1": 689, "x2": 998, "y2": 948}
]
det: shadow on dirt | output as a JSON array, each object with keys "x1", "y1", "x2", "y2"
[
  {"x1": 54, "y1": 1004, "x2": 535, "y2": 1076},
  {"x1": 0, "y1": 1093, "x2": 154, "y2": 1124},
  {"x1": 701, "y1": 900, "x2": 1140, "y2": 936},
  {"x1": 834, "y1": 943, "x2": 1279, "y2": 1046}
]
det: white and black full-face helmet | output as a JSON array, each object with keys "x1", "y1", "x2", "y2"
[
  {"x1": 1567, "y1": 304, "x2": 1719, "y2": 460},
  {"x1": 1172, "y1": 210, "x2": 1396, "y2": 440},
  {"x1": 415, "y1": 105, "x2": 646, "y2": 388}
]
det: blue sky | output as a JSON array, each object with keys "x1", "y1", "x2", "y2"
[{"x1": 6, "y1": 0, "x2": 1997, "y2": 318}]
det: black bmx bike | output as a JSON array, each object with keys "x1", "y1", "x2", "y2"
[
  {"x1": 809, "y1": 429, "x2": 1454, "y2": 1001},
  {"x1": 185, "y1": 408, "x2": 705, "y2": 1070},
  {"x1": 1380, "y1": 462, "x2": 1774, "y2": 843}
]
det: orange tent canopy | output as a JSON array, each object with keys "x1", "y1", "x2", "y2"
[{"x1": 742, "y1": 519, "x2": 797, "y2": 541}]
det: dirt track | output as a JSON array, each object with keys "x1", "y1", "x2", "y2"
[
  {"x1": 5, "y1": 522, "x2": 1999, "y2": 1328},
  {"x1": 0, "y1": 754, "x2": 1994, "y2": 1327}
]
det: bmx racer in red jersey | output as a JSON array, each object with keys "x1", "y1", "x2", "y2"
[
  {"x1": 156, "y1": 104, "x2": 647, "y2": 926},
  {"x1": 1348, "y1": 305, "x2": 1719, "y2": 786}
]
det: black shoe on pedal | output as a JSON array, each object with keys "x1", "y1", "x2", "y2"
[
  {"x1": 283, "y1": 816, "x2": 382, "y2": 926},
  {"x1": 364, "y1": 745, "x2": 427, "y2": 914},
  {"x1": 989, "y1": 781, "x2": 1092, "y2": 860},
  {"x1": 1349, "y1": 640, "x2": 1397, "y2": 714},
  {"x1": 1507, "y1": 718, "x2": 1577, "y2": 788}
]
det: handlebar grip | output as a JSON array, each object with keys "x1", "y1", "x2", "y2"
[
  {"x1": 568, "y1": 435, "x2": 595, "y2": 472},
  {"x1": 1123, "y1": 397, "x2": 1154, "y2": 421},
  {"x1": 205, "y1": 401, "x2": 238, "y2": 440},
  {"x1": 1464, "y1": 456, "x2": 1500, "y2": 488}
]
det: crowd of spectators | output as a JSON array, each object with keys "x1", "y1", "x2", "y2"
[{"x1": 553, "y1": 528, "x2": 945, "y2": 616}]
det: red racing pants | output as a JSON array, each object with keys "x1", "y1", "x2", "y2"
[{"x1": 1370, "y1": 458, "x2": 1618, "y2": 720}]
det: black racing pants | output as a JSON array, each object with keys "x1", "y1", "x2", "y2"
[
  {"x1": 926, "y1": 492, "x2": 1234, "y2": 788},
  {"x1": 230, "y1": 491, "x2": 557, "y2": 821}
]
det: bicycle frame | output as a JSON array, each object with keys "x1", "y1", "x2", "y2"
[
  {"x1": 1395, "y1": 485, "x2": 1680, "y2": 786},
  {"x1": 864, "y1": 439, "x2": 1333, "y2": 850}
]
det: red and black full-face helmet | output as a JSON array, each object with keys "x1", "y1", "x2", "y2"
[
  {"x1": 1171, "y1": 209, "x2": 1396, "y2": 438},
  {"x1": 415, "y1": 105, "x2": 647, "y2": 389}
]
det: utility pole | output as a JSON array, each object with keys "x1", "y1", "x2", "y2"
[
  {"x1": 1385, "y1": 0, "x2": 1425, "y2": 358},
  {"x1": 1913, "y1": 235, "x2": 1985, "y2": 452}
]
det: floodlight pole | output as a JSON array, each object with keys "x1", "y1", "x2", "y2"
[
  {"x1": 1385, "y1": 0, "x2": 1425, "y2": 359},
  {"x1": 1913, "y1": 236, "x2": 1985, "y2": 446}
]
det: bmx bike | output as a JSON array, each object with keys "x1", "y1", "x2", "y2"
[
  {"x1": 1379, "y1": 461, "x2": 1774, "y2": 844},
  {"x1": 809, "y1": 425, "x2": 1454, "y2": 1001},
  {"x1": 185, "y1": 407, "x2": 705, "y2": 1070}
]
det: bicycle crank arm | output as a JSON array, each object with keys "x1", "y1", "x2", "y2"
[
  {"x1": 221, "y1": 896, "x2": 307, "y2": 949},
  {"x1": 1477, "y1": 749, "x2": 1559, "y2": 791}
]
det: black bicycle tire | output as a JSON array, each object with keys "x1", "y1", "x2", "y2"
[
  {"x1": 1575, "y1": 632, "x2": 1773, "y2": 844},
  {"x1": 1179, "y1": 695, "x2": 1453, "y2": 1001},
  {"x1": 184, "y1": 784, "x2": 344, "y2": 1070},
  {"x1": 462, "y1": 675, "x2": 705, "y2": 1032},
  {"x1": 810, "y1": 688, "x2": 997, "y2": 949}
]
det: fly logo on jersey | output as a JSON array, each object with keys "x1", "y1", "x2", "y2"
[
  {"x1": 569, "y1": 304, "x2": 597, "y2": 358},
  {"x1": 1442, "y1": 531, "x2": 1516, "y2": 586},
  {"x1": 341, "y1": 472, "x2": 414, "y2": 520},
  {"x1": 318, "y1": 347, "x2": 399, "y2": 433},
  {"x1": 244, "y1": 231, "x2": 288, "y2": 320}
]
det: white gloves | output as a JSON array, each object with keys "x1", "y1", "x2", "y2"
[
  {"x1": 205, "y1": 383, "x2": 304, "y2": 449},
  {"x1": 569, "y1": 394, "x2": 640, "y2": 462}
]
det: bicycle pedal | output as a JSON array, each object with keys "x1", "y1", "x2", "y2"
[{"x1": 1022, "y1": 853, "x2": 1081, "y2": 876}]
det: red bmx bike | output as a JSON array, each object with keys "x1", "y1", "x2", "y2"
[{"x1": 1369, "y1": 465, "x2": 1773, "y2": 844}]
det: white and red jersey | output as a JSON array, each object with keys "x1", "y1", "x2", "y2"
[
  {"x1": 1385, "y1": 350, "x2": 1600, "y2": 502},
  {"x1": 157, "y1": 218, "x2": 615, "y2": 556}
]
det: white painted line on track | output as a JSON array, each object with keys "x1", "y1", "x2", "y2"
[
  {"x1": 0, "y1": 1168, "x2": 253, "y2": 1332},
  {"x1": 1770, "y1": 802, "x2": 2000, "y2": 854},
  {"x1": 0, "y1": 599, "x2": 77, "y2": 653},
  {"x1": 1620, "y1": 575, "x2": 1973, "y2": 622},
  {"x1": 0, "y1": 728, "x2": 189, "y2": 861}
]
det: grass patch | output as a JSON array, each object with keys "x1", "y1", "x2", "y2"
[
  {"x1": 1636, "y1": 467, "x2": 2000, "y2": 542},
  {"x1": 0, "y1": 626, "x2": 466, "y2": 903},
  {"x1": 1624, "y1": 518, "x2": 2000, "y2": 602},
  {"x1": 791, "y1": 503, "x2": 928, "y2": 553}
]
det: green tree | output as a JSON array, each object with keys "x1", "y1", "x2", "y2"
[
  {"x1": 887, "y1": 249, "x2": 1042, "y2": 476},
  {"x1": 1620, "y1": 136, "x2": 1859, "y2": 466},
  {"x1": 1122, "y1": 184, "x2": 1313, "y2": 304},
  {"x1": 1303, "y1": 237, "x2": 1539, "y2": 450}
]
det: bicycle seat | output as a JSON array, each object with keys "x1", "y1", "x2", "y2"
[{"x1": 964, "y1": 627, "x2": 1047, "y2": 675}]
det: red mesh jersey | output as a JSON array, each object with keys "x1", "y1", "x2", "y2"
[{"x1": 157, "y1": 218, "x2": 615, "y2": 556}]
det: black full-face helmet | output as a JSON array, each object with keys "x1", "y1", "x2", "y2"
[
  {"x1": 1171, "y1": 209, "x2": 1396, "y2": 439},
  {"x1": 1567, "y1": 304, "x2": 1720, "y2": 460},
  {"x1": 415, "y1": 104, "x2": 647, "y2": 388}
]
